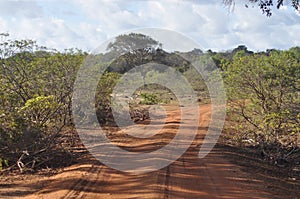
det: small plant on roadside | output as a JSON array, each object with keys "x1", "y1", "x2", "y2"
[{"x1": 139, "y1": 92, "x2": 159, "y2": 105}]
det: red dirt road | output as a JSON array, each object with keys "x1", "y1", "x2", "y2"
[{"x1": 0, "y1": 104, "x2": 277, "y2": 198}]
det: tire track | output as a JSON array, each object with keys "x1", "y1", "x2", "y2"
[
  {"x1": 163, "y1": 166, "x2": 171, "y2": 199},
  {"x1": 62, "y1": 164, "x2": 103, "y2": 199}
]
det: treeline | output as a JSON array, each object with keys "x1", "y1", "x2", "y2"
[
  {"x1": 184, "y1": 45, "x2": 299, "y2": 164},
  {"x1": 0, "y1": 32, "x2": 299, "y2": 172},
  {"x1": 217, "y1": 46, "x2": 300, "y2": 164}
]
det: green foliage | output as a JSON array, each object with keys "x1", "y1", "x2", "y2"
[
  {"x1": 106, "y1": 33, "x2": 159, "y2": 55},
  {"x1": 105, "y1": 33, "x2": 190, "y2": 74},
  {"x1": 0, "y1": 31, "x2": 299, "y2": 170},
  {"x1": 183, "y1": 67, "x2": 207, "y2": 92},
  {"x1": 95, "y1": 72, "x2": 121, "y2": 123},
  {"x1": 0, "y1": 33, "x2": 86, "y2": 171},
  {"x1": 140, "y1": 92, "x2": 159, "y2": 105},
  {"x1": 224, "y1": 49, "x2": 300, "y2": 154},
  {"x1": 19, "y1": 95, "x2": 62, "y2": 130},
  {"x1": 95, "y1": 72, "x2": 121, "y2": 108},
  {"x1": 0, "y1": 157, "x2": 8, "y2": 171}
]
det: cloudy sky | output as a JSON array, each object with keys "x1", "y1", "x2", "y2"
[{"x1": 0, "y1": 0, "x2": 299, "y2": 52}]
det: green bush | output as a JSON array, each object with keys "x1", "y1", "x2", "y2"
[
  {"x1": 224, "y1": 49, "x2": 300, "y2": 161},
  {"x1": 140, "y1": 92, "x2": 159, "y2": 105}
]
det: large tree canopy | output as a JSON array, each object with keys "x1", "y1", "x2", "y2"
[{"x1": 106, "y1": 33, "x2": 161, "y2": 55}]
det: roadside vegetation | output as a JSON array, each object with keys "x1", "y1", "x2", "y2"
[
  {"x1": 0, "y1": 32, "x2": 299, "y2": 174},
  {"x1": 218, "y1": 47, "x2": 300, "y2": 166}
]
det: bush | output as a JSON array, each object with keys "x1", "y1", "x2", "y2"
[
  {"x1": 139, "y1": 92, "x2": 159, "y2": 105},
  {"x1": 0, "y1": 34, "x2": 85, "y2": 172},
  {"x1": 224, "y1": 49, "x2": 300, "y2": 163}
]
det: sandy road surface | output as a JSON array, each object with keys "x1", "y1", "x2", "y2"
[{"x1": 1, "y1": 104, "x2": 272, "y2": 199}]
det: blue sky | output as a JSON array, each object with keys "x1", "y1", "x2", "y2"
[{"x1": 0, "y1": 0, "x2": 299, "y2": 52}]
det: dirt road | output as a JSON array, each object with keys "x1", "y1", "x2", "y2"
[{"x1": 0, "y1": 104, "x2": 278, "y2": 198}]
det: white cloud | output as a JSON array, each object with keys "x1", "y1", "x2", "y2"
[
  {"x1": 0, "y1": 17, "x2": 7, "y2": 31},
  {"x1": 0, "y1": 0, "x2": 43, "y2": 18},
  {"x1": 229, "y1": 3, "x2": 300, "y2": 51},
  {"x1": 0, "y1": 0, "x2": 299, "y2": 52}
]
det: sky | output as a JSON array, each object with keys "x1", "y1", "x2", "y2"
[{"x1": 0, "y1": 0, "x2": 299, "y2": 52}]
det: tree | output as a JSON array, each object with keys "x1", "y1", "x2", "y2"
[
  {"x1": 225, "y1": 49, "x2": 300, "y2": 162},
  {"x1": 105, "y1": 33, "x2": 161, "y2": 77},
  {"x1": 105, "y1": 33, "x2": 191, "y2": 87},
  {"x1": 106, "y1": 33, "x2": 160, "y2": 55},
  {"x1": 0, "y1": 33, "x2": 86, "y2": 172},
  {"x1": 224, "y1": 0, "x2": 300, "y2": 16}
]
